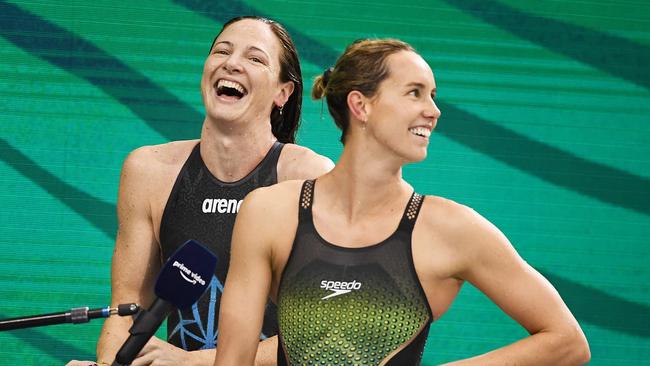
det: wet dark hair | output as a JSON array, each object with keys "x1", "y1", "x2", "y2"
[
  {"x1": 312, "y1": 39, "x2": 414, "y2": 144},
  {"x1": 210, "y1": 16, "x2": 302, "y2": 144}
]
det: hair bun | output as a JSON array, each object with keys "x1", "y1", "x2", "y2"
[{"x1": 323, "y1": 67, "x2": 334, "y2": 86}]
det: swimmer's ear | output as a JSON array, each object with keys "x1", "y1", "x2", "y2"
[
  {"x1": 274, "y1": 81, "x2": 295, "y2": 108},
  {"x1": 347, "y1": 90, "x2": 370, "y2": 123}
]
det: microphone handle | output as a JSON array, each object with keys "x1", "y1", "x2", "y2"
[
  {"x1": 112, "y1": 298, "x2": 174, "y2": 366},
  {"x1": 0, "y1": 303, "x2": 140, "y2": 331},
  {"x1": 0, "y1": 307, "x2": 92, "y2": 331}
]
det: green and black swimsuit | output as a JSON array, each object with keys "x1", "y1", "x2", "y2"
[{"x1": 277, "y1": 179, "x2": 433, "y2": 365}]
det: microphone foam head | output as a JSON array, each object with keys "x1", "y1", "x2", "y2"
[{"x1": 155, "y1": 240, "x2": 217, "y2": 309}]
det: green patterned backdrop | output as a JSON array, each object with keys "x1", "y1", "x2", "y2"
[{"x1": 0, "y1": 0, "x2": 648, "y2": 364}]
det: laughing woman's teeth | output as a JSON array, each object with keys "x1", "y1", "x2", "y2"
[
  {"x1": 409, "y1": 127, "x2": 431, "y2": 137},
  {"x1": 217, "y1": 79, "x2": 246, "y2": 95}
]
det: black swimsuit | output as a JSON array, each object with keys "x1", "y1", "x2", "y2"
[
  {"x1": 277, "y1": 180, "x2": 433, "y2": 365},
  {"x1": 160, "y1": 142, "x2": 283, "y2": 350}
]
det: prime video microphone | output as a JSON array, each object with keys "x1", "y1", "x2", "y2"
[{"x1": 112, "y1": 239, "x2": 217, "y2": 366}]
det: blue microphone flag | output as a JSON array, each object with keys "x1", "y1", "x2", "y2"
[{"x1": 155, "y1": 239, "x2": 217, "y2": 309}]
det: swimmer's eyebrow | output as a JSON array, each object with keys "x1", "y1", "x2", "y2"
[
  {"x1": 404, "y1": 82, "x2": 434, "y2": 91},
  {"x1": 404, "y1": 82, "x2": 437, "y2": 97},
  {"x1": 211, "y1": 40, "x2": 232, "y2": 51},
  {"x1": 404, "y1": 82, "x2": 426, "y2": 88},
  {"x1": 212, "y1": 41, "x2": 270, "y2": 58}
]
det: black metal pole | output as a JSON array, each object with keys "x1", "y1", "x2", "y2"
[
  {"x1": 0, "y1": 307, "x2": 89, "y2": 331},
  {"x1": 0, "y1": 304, "x2": 139, "y2": 331}
]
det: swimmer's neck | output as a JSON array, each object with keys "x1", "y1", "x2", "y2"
[
  {"x1": 199, "y1": 117, "x2": 277, "y2": 182},
  {"x1": 321, "y1": 146, "x2": 412, "y2": 220}
]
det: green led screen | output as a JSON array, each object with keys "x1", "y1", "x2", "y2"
[{"x1": 0, "y1": 1, "x2": 648, "y2": 364}]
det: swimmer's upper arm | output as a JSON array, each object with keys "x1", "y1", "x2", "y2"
[
  {"x1": 458, "y1": 208, "x2": 573, "y2": 334},
  {"x1": 215, "y1": 188, "x2": 277, "y2": 366},
  {"x1": 445, "y1": 205, "x2": 589, "y2": 364},
  {"x1": 97, "y1": 148, "x2": 162, "y2": 362},
  {"x1": 112, "y1": 148, "x2": 162, "y2": 305}
]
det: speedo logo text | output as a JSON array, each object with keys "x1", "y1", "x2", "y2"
[
  {"x1": 202, "y1": 198, "x2": 242, "y2": 214},
  {"x1": 320, "y1": 279, "x2": 362, "y2": 300}
]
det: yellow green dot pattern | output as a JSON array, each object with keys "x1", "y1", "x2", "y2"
[{"x1": 278, "y1": 262, "x2": 431, "y2": 365}]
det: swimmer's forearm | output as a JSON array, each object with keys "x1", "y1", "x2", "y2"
[
  {"x1": 440, "y1": 329, "x2": 590, "y2": 366},
  {"x1": 254, "y1": 336, "x2": 278, "y2": 366},
  {"x1": 96, "y1": 316, "x2": 132, "y2": 364},
  {"x1": 185, "y1": 349, "x2": 217, "y2": 366}
]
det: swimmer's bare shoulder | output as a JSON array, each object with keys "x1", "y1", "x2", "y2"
[
  {"x1": 120, "y1": 140, "x2": 199, "y2": 238},
  {"x1": 414, "y1": 194, "x2": 498, "y2": 275},
  {"x1": 123, "y1": 140, "x2": 198, "y2": 185},
  {"x1": 239, "y1": 179, "x2": 304, "y2": 230},
  {"x1": 278, "y1": 143, "x2": 334, "y2": 181},
  {"x1": 235, "y1": 180, "x2": 304, "y2": 273}
]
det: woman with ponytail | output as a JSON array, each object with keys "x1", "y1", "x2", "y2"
[{"x1": 215, "y1": 38, "x2": 589, "y2": 365}]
